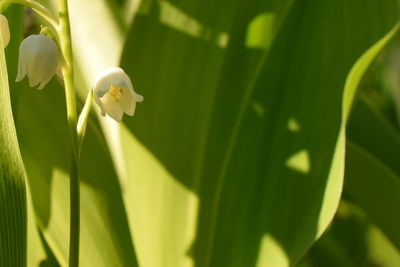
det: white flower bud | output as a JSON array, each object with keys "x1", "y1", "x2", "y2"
[
  {"x1": 0, "y1": 14, "x2": 10, "y2": 48},
  {"x1": 16, "y1": 34, "x2": 59, "y2": 90},
  {"x1": 93, "y1": 67, "x2": 143, "y2": 122}
]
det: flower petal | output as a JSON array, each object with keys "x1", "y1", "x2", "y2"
[
  {"x1": 135, "y1": 93, "x2": 144, "y2": 102},
  {"x1": 93, "y1": 67, "x2": 132, "y2": 97},
  {"x1": 93, "y1": 67, "x2": 143, "y2": 121},
  {"x1": 120, "y1": 87, "x2": 136, "y2": 116},
  {"x1": 15, "y1": 50, "x2": 26, "y2": 82},
  {"x1": 37, "y1": 75, "x2": 53, "y2": 90},
  {"x1": 16, "y1": 34, "x2": 58, "y2": 89},
  {"x1": 94, "y1": 95, "x2": 106, "y2": 116},
  {"x1": 28, "y1": 35, "x2": 58, "y2": 89},
  {"x1": 101, "y1": 93, "x2": 124, "y2": 122}
]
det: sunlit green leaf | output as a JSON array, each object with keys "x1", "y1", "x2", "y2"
[{"x1": 118, "y1": 0, "x2": 399, "y2": 266}]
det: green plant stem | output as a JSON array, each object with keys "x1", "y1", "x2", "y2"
[
  {"x1": 68, "y1": 153, "x2": 79, "y2": 267},
  {"x1": 58, "y1": 0, "x2": 80, "y2": 266},
  {"x1": 0, "y1": 0, "x2": 59, "y2": 40}
]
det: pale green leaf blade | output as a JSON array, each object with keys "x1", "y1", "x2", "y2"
[
  {"x1": 0, "y1": 9, "x2": 27, "y2": 267},
  {"x1": 3, "y1": 6, "x2": 47, "y2": 267}
]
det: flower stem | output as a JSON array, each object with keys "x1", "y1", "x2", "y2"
[
  {"x1": 77, "y1": 89, "x2": 93, "y2": 149},
  {"x1": 58, "y1": 0, "x2": 80, "y2": 266},
  {"x1": 68, "y1": 153, "x2": 79, "y2": 267},
  {"x1": 0, "y1": 0, "x2": 59, "y2": 39}
]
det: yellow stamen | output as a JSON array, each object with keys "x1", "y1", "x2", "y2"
[{"x1": 108, "y1": 85, "x2": 124, "y2": 102}]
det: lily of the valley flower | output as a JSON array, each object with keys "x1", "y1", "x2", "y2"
[
  {"x1": 0, "y1": 14, "x2": 10, "y2": 48},
  {"x1": 93, "y1": 67, "x2": 143, "y2": 122},
  {"x1": 16, "y1": 34, "x2": 59, "y2": 89}
]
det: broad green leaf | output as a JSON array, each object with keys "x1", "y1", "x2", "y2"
[
  {"x1": 0, "y1": 7, "x2": 27, "y2": 267},
  {"x1": 27, "y1": 186, "x2": 48, "y2": 267},
  {"x1": 341, "y1": 22, "x2": 400, "y2": 256},
  {"x1": 118, "y1": 0, "x2": 399, "y2": 266},
  {"x1": 345, "y1": 141, "x2": 400, "y2": 249}
]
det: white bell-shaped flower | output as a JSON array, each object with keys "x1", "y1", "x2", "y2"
[
  {"x1": 93, "y1": 67, "x2": 143, "y2": 122},
  {"x1": 0, "y1": 14, "x2": 10, "y2": 48},
  {"x1": 16, "y1": 34, "x2": 59, "y2": 90}
]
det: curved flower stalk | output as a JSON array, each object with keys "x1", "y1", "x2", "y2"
[
  {"x1": 93, "y1": 67, "x2": 143, "y2": 122},
  {"x1": 0, "y1": 0, "x2": 59, "y2": 41},
  {"x1": 16, "y1": 34, "x2": 59, "y2": 89},
  {"x1": 0, "y1": 14, "x2": 9, "y2": 48}
]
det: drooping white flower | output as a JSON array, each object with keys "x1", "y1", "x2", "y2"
[
  {"x1": 0, "y1": 14, "x2": 10, "y2": 48},
  {"x1": 93, "y1": 67, "x2": 143, "y2": 122},
  {"x1": 16, "y1": 34, "x2": 59, "y2": 90}
]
